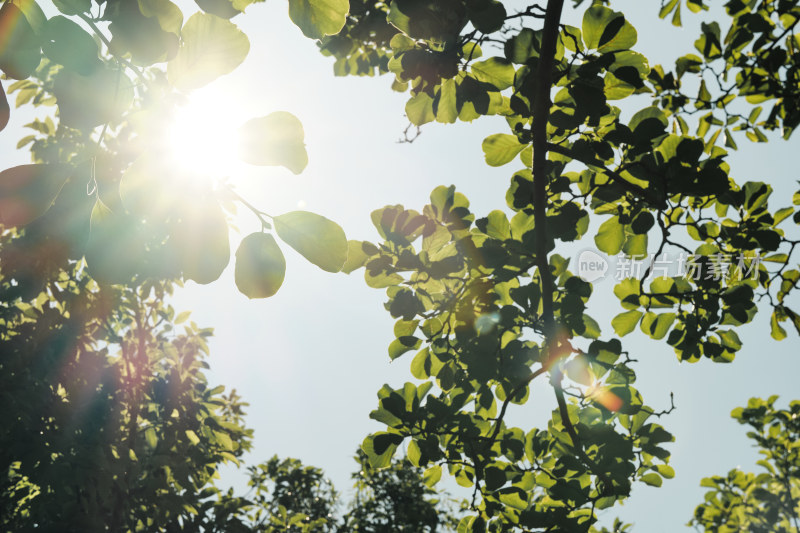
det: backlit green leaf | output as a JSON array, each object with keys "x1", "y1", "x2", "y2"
[
  {"x1": 238, "y1": 112, "x2": 308, "y2": 174},
  {"x1": 362, "y1": 432, "x2": 403, "y2": 469},
  {"x1": 274, "y1": 211, "x2": 348, "y2": 272},
  {"x1": 582, "y1": 5, "x2": 637, "y2": 52},
  {"x1": 42, "y1": 16, "x2": 101, "y2": 75},
  {"x1": 641, "y1": 312, "x2": 676, "y2": 340},
  {"x1": 0, "y1": 164, "x2": 71, "y2": 227},
  {"x1": 0, "y1": 80, "x2": 8, "y2": 132},
  {"x1": 235, "y1": 232, "x2": 286, "y2": 299},
  {"x1": 341, "y1": 240, "x2": 372, "y2": 274},
  {"x1": 482, "y1": 134, "x2": 526, "y2": 167},
  {"x1": 595, "y1": 216, "x2": 624, "y2": 255},
  {"x1": 0, "y1": 2, "x2": 43, "y2": 80},
  {"x1": 288, "y1": 0, "x2": 348, "y2": 40},
  {"x1": 52, "y1": 0, "x2": 90, "y2": 15},
  {"x1": 641, "y1": 473, "x2": 663, "y2": 487},
  {"x1": 470, "y1": 57, "x2": 515, "y2": 91},
  {"x1": 168, "y1": 13, "x2": 250, "y2": 92},
  {"x1": 612, "y1": 310, "x2": 642, "y2": 336}
]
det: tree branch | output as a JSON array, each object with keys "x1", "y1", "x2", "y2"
[
  {"x1": 545, "y1": 142, "x2": 667, "y2": 209},
  {"x1": 532, "y1": 0, "x2": 615, "y2": 497},
  {"x1": 531, "y1": 0, "x2": 564, "y2": 339}
]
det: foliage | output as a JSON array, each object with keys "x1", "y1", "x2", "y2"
[
  {"x1": 238, "y1": 456, "x2": 339, "y2": 532},
  {"x1": 0, "y1": 0, "x2": 350, "y2": 529},
  {"x1": 0, "y1": 0, "x2": 352, "y2": 300},
  {"x1": 3, "y1": 0, "x2": 800, "y2": 531},
  {"x1": 0, "y1": 247, "x2": 253, "y2": 530},
  {"x1": 318, "y1": 0, "x2": 800, "y2": 530},
  {"x1": 341, "y1": 451, "x2": 461, "y2": 532},
  {"x1": 209, "y1": 453, "x2": 461, "y2": 532},
  {"x1": 690, "y1": 396, "x2": 800, "y2": 532}
]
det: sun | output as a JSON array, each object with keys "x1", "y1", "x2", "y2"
[{"x1": 166, "y1": 87, "x2": 243, "y2": 178}]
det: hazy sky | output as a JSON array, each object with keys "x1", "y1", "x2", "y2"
[{"x1": 1, "y1": 1, "x2": 799, "y2": 531}]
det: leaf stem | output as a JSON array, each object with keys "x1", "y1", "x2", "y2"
[
  {"x1": 77, "y1": 13, "x2": 148, "y2": 86},
  {"x1": 222, "y1": 183, "x2": 273, "y2": 230}
]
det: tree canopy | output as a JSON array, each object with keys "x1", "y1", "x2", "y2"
[
  {"x1": 1, "y1": 0, "x2": 799, "y2": 531},
  {"x1": 317, "y1": 0, "x2": 800, "y2": 529}
]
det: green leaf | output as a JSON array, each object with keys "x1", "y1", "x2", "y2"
[
  {"x1": 582, "y1": 314, "x2": 601, "y2": 339},
  {"x1": 565, "y1": 357, "x2": 594, "y2": 386},
  {"x1": 366, "y1": 270, "x2": 403, "y2": 289},
  {"x1": 470, "y1": 57, "x2": 515, "y2": 91},
  {"x1": 341, "y1": 240, "x2": 371, "y2": 274},
  {"x1": 387, "y1": 0, "x2": 466, "y2": 42},
  {"x1": 406, "y1": 92, "x2": 435, "y2": 126},
  {"x1": 7, "y1": 0, "x2": 46, "y2": 35},
  {"x1": 483, "y1": 210, "x2": 511, "y2": 239},
  {"x1": 457, "y1": 517, "x2": 475, "y2": 533},
  {"x1": 497, "y1": 488, "x2": 528, "y2": 510},
  {"x1": 423, "y1": 465, "x2": 442, "y2": 487},
  {"x1": 718, "y1": 330, "x2": 742, "y2": 351},
  {"x1": 612, "y1": 310, "x2": 642, "y2": 336},
  {"x1": 630, "y1": 106, "x2": 668, "y2": 134},
  {"x1": 0, "y1": 164, "x2": 71, "y2": 227},
  {"x1": 631, "y1": 212, "x2": 655, "y2": 234},
  {"x1": 482, "y1": 134, "x2": 526, "y2": 167},
  {"x1": 174, "y1": 196, "x2": 231, "y2": 285},
  {"x1": 288, "y1": 0, "x2": 348, "y2": 40},
  {"x1": 0, "y1": 2, "x2": 42, "y2": 80},
  {"x1": 623, "y1": 232, "x2": 648, "y2": 258},
  {"x1": 90, "y1": 197, "x2": 113, "y2": 231},
  {"x1": 238, "y1": 112, "x2": 308, "y2": 174},
  {"x1": 42, "y1": 16, "x2": 101, "y2": 75},
  {"x1": 144, "y1": 427, "x2": 158, "y2": 449},
  {"x1": 118, "y1": 154, "x2": 174, "y2": 219},
  {"x1": 641, "y1": 312, "x2": 676, "y2": 340},
  {"x1": 435, "y1": 78, "x2": 458, "y2": 124},
  {"x1": 770, "y1": 312, "x2": 787, "y2": 340},
  {"x1": 604, "y1": 71, "x2": 635, "y2": 100},
  {"x1": 106, "y1": 0, "x2": 182, "y2": 65},
  {"x1": 85, "y1": 198, "x2": 143, "y2": 285},
  {"x1": 274, "y1": 211, "x2": 348, "y2": 272},
  {"x1": 388, "y1": 336, "x2": 421, "y2": 360},
  {"x1": 185, "y1": 429, "x2": 201, "y2": 445},
  {"x1": 773, "y1": 207, "x2": 794, "y2": 226},
  {"x1": 504, "y1": 28, "x2": 538, "y2": 64},
  {"x1": 52, "y1": 0, "x2": 90, "y2": 15},
  {"x1": 195, "y1": 0, "x2": 244, "y2": 19},
  {"x1": 54, "y1": 66, "x2": 135, "y2": 130},
  {"x1": 167, "y1": 12, "x2": 250, "y2": 92},
  {"x1": 0, "y1": 81, "x2": 8, "y2": 133},
  {"x1": 656, "y1": 464, "x2": 675, "y2": 479},
  {"x1": 406, "y1": 439, "x2": 421, "y2": 466},
  {"x1": 595, "y1": 216, "x2": 624, "y2": 255},
  {"x1": 138, "y1": 0, "x2": 183, "y2": 35},
  {"x1": 362, "y1": 432, "x2": 403, "y2": 468},
  {"x1": 235, "y1": 232, "x2": 286, "y2": 299},
  {"x1": 466, "y1": 0, "x2": 504, "y2": 33},
  {"x1": 641, "y1": 473, "x2": 663, "y2": 487},
  {"x1": 214, "y1": 431, "x2": 234, "y2": 451},
  {"x1": 582, "y1": 5, "x2": 637, "y2": 52}
]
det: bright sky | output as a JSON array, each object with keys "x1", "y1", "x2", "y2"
[{"x1": 1, "y1": 1, "x2": 799, "y2": 530}]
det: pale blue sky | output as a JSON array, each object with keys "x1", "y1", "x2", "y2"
[{"x1": 1, "y1": 1, "x2": 799, "y2": 530}]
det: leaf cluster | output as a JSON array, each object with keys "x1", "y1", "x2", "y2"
[{"x1": 318, "y1": 1, "x2": 800, "y2": 530}]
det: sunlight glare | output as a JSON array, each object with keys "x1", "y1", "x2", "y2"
[{"x1": 167, "y1": 88, "x2": 243, "y2": 178}]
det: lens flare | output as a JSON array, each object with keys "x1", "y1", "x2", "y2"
[{"x1": 166, "y1": 88, "x2": 241, "y2": 178}]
